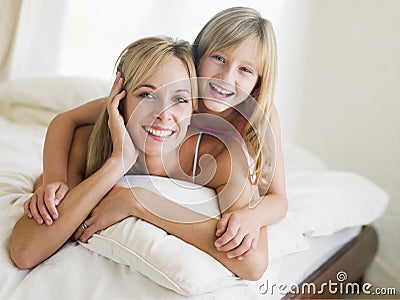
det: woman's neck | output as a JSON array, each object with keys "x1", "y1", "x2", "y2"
[{"x1": 133, "y1": 149, "x2": 180, "y2": 177}]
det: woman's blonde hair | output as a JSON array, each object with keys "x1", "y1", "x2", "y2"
[
  {"x1": 86, "y1": 36, "x2": 197, "y2": 177},
  {"x1": 192, "y1": 7, "x2": 277, "y2": 184}
]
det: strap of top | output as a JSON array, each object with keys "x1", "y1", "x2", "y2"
[{"x1": 192, "y1": 131, "x2": 203, "y2": 183}]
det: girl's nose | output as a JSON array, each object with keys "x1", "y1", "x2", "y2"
[{"x1": 220, "y1": 65, "x2": 236, "y2": 85}]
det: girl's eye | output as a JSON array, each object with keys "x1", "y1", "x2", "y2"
[
  {"x1": 213, "y1": 55, "x2": 225, "y2": 63},
  {"x1": 139, "y1": 92, "x2": 156, "y2": 100},
  {"x1": 240, "y1": 67, "x2": 253, "y2": 74}
]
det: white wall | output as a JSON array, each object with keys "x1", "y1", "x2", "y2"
[{"x1": 291, "y1": 0, "x2": 400, "y2": 288}]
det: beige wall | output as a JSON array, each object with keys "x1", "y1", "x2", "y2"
[{"x1": 289, "y1": 0, "x2": 400, "y2": 287}]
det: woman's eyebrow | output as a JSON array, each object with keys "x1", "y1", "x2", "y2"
[
  {"x1": 174, "y1": 89, "x2": 191, "y2": 94},
  {"x1": 137, "y1": 84, "x2": 156, "y2": 89}
]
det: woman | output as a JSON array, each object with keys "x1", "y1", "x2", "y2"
[
  {"x1": 27, "y1": 6, "x2": 286, "y2": 261},
  {"x1": 10, "y1": 36, "x2": 268, "y2": 280}
]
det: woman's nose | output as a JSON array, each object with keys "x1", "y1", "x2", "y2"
[{"x1": 152, "y1": 102, "x2": 173, "y2": 121}]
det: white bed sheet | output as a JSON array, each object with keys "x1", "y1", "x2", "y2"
[{"x1": 0, "y1": 115, "x2": 362, "y2": 299}]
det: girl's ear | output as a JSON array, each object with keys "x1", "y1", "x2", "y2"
[{"x1": 250, "y1": 77, "x2": 261, "y2": 100}]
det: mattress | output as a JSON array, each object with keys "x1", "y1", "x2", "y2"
[
  {"x1": 0, "y1": 106, "x2": 385, "y2": 299},
  {"x1": 0, "y1": 226, "x2": 361, "y2": 300}
]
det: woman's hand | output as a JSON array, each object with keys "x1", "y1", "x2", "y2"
[
  {"x1": 24, "y1": 181, "x2": 69, "y2": 225},
  {"x1": 73, "y1": 185, "x2": 134, "y2": 242},
  {"x1": 107, "y1": 73, "x2": 138, "y2": 172},
  {"x1": 214, "y1": 206, "x2": 262, "y2": 260}
]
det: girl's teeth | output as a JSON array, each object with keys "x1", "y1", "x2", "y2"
[{"x1": 211, "y1": 83, "x2": 233, "y2": 95}]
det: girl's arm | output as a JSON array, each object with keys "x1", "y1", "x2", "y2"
[
  {"x1": 25, "y1": 74, "x2": 124, "y2": 225},
  {"x1": 75, "y1": 139, "x2": 269, "y2": 281},
  {"x1": 215, "y1": 105, "x2": 288, "y2": 259},
  {"x1": 10, "y1": 80, "x2": 136, "y2": 269}
]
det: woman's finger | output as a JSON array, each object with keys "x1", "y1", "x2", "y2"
[
  {"x1": 80, "y1": 218, "x2": 100, "y2": 243},
  {"x1": 108, "y1": 73, "x2": 123, "y2": 102},
  {"x1": 73, "y1": 218, "x2": 93, "y2": 241}
]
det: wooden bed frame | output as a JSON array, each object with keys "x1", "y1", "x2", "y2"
[{"x1": 284, "y1": 226, "x2": 378, "y2": 299}]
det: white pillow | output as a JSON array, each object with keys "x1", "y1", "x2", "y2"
[
  {"x1": 79, "y1": 175, "x2": 309, "y2": 295},
  {"x1": 0, "y1": 77, "x2": 109, "y2": 124},
  {"x1": 286, "y1": 171, "x2": 389, "y2": 237}
]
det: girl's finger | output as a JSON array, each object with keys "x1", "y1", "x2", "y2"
[
  {"x1": 214, "y1": 219, "x2": 240, "y2": 248},
  {"x1": 235, "y1": 239, "x2": 256, "y2": 260},
  {"x1": 216, "y1": 213, "x2": 230, "y2": 236},
  {"x1": 24, "y1": 197, "x2": 33, "y2": 218},
  {"x1": 217, "y1": 228, "x2": 246, "y2": 252},
  {"x1": 226, "y1": 235, "x2": 254, "y2": 259},
  {"x1": 44, "y1": 185, "x2": 58, "y2": 219},
  {"x1": 29, "y1": 194, "x2": 43, "y2": 225},
  {"x1": 37, "y1": 190, "x2": 53, "y2": 225}
]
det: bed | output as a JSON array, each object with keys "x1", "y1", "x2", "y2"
[{"x1": 0, "y1": 77, "x2": 389, "y2": 299}]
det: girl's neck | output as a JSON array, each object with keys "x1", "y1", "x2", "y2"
[{"x1": 197, "y1": 101, "x2": 241, "y2": 129}]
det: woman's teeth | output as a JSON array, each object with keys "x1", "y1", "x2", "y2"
[
  {"x1": 209, "y1": 83, "x2": 234, "y2": 96},
  {"x1": 144, "y1": 127, "x2": 174, "y2": 138}
]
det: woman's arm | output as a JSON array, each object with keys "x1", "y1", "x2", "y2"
[
  {"x1": 131, "y1": 178, "x2": 268, "y2": 281},
  {"x1": 10, "y1": 79, "x2": 135, "y2": 269},
  {"x1": 25, "y1": 74, "x2": 124, "y2": 224},
  {"x1": 10, "y1": 157, "x2": 125, "y2": 269}
]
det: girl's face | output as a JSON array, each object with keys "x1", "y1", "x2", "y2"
[
  {"x1": 124, "y1": 57, "x2": 192, "y2": 157},
  {"x1": 198, "y1": 38, "x2": 260, "y2": 113}
]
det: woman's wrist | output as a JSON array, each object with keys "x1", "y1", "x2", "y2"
[{"x1": 128, "y1": 187, "x2": 146, "y2": 218}]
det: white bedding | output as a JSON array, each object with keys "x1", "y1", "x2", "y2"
[{"x1": 0, "y1": 77, "x2": 389, "y2": 299}]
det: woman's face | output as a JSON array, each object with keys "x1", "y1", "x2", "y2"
[
  {"x1": 124, "y1": 57, "x2": 192, "y2": 157},
  {"x1": 198, "y1": 38, "x2": 260, "y2": 113}
]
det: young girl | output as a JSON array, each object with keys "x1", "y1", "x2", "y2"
[
  {"x1": 11, "y1": 36, "x2": 268, "y2": 280},
  {"x1": 27, "y1": 7, "x2": 287, "y2": 261}
]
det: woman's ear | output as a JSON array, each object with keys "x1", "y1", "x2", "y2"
[{"x1": 118, "y1": 98, "x2": 126, "y2": 124}]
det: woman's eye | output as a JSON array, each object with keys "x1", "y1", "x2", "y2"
[
  {"x1": 213, "y1": 55, "x2": 225, "y2": 63},
  {"x1": 174, "y1": 96, "x2": 189, "y2": 103},
  {"x1": 139, "y1": 92, "x2": 156, "y2": 99}
]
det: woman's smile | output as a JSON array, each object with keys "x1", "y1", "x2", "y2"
[{"x1": 142, "y1": 125, "x2": 176, "y2": 141}]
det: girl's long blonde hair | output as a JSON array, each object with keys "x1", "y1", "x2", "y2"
[
  {"x1": 192, "y1": 7, "x2": 277, "y2": 185},
  {"x1": 86, "y1": 36, "x2": 197, "y2": 177}
]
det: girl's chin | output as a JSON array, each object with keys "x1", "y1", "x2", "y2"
[{"x1": 203, "y1": 100, "x2": 231, "y2": 113}]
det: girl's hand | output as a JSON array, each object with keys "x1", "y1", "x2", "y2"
[
  {"x1": 24, "y1": 181, "x2": 69, "y2": 225},
  {"x1": 73, "y1": 185, "x2": 134, "y2": 242},
  {"x1": 107, "y1": 73, "x2": 138, "y2": 171},
  {"x1": 214, "y1": 206, "x2": 262, "y2": 260}
]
